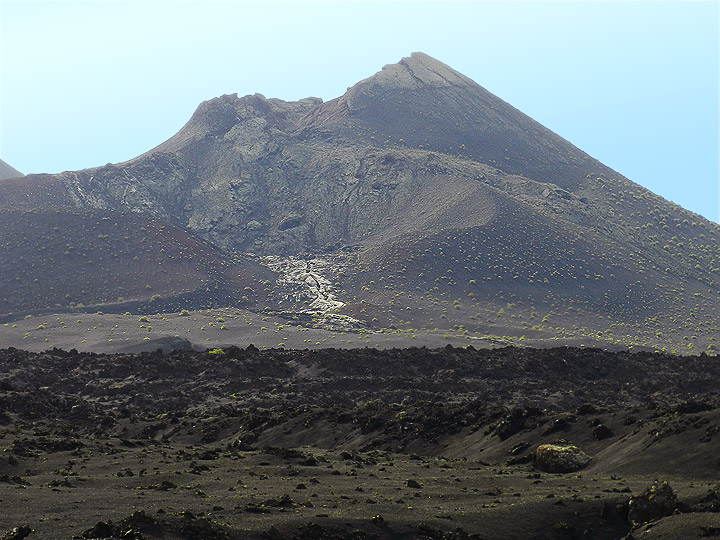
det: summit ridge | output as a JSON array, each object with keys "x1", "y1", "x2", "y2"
[{"x1": 361, "y1": 51, "x2": 476, "y2": 90}]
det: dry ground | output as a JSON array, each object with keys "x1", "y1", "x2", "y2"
[{"x1": 1, "y1": 345, "x2": 719, "y2": 539}]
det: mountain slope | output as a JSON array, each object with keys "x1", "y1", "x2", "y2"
[
  {"x1": 0, "y1": 159, "x2": 23, "y2": 180},
  {"x1": 0, "y1": 53, "x2": 717, "y2": 352},
  {"x1": 298, "y1": 52, "x2": 597, "y2": 189}
]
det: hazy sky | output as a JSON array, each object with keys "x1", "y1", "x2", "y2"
[{"x1": 1, "y1": 0, "x2": 718, "y2": 222}]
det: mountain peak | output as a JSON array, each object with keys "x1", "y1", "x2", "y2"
[
  {"x1": 400, "y1": 52, "x2": 476, "y2": 87},
  {"x1": 298, "y1": 52, "x2": 481, "y2": 127},
  {"x1": 358, "y1": 52, "x2": 476, "y2": 91}
]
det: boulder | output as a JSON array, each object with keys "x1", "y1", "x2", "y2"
[
  {"x1": 592, "y1": 423, "x2": 613, "y2": 440},
  {"x1": 495, "y1": 407, "x2": 542, "y2": 440},
  {"x1": 535, "y1": 443, "x2": 591, "y2": 473},
  {"x1": 0, "y1": 527, "x2": 32, "y2": 540},
  {"x1": 628, "y1": 480, "x2": 677, "y2": 527},
  {"x1": 576, "y1": 403, "x2": 599, "y2": 415}
]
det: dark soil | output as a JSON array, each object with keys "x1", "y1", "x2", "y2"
[{"x1": 1, "y1": 345, "x2": 719, "y2": 539}]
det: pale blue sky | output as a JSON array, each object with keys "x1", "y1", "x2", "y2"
[{"x1": 1, "y1": 0, "x2": 718, "y2": 221}]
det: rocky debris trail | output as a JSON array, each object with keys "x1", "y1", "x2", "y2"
[
  {"x1": 1, "y1": 345, "x2": 719, "y2": 539},
  {"x1": 259, "y1": 255, "x2": 365, "y2": 331}
]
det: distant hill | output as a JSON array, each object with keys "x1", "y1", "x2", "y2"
[
  {"x1": 0, "y1": 159, "x2": 23, "y2": 180},
  {"x1": 0, "y1": 53, "x2": 717, "y2": 353},
  {"x1": 0, "y1": 208, "x2": 273, "y2": 318}
]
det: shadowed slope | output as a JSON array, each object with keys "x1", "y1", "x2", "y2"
[{"x1": 0, "y1": 208, "x2": 273, "y2": 317}]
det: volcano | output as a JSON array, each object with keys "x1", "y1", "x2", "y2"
[{"x1": 0, "y1": 52, "x2": 718, "y2": 354}]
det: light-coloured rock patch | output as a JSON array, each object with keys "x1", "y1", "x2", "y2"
[{"x1": 260, "y1": 255, "x2": 363, "y2": 331}]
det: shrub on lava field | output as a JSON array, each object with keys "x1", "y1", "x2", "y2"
[{"x1": 208, "y1": 348, "x2": 225, "y2": 355}]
